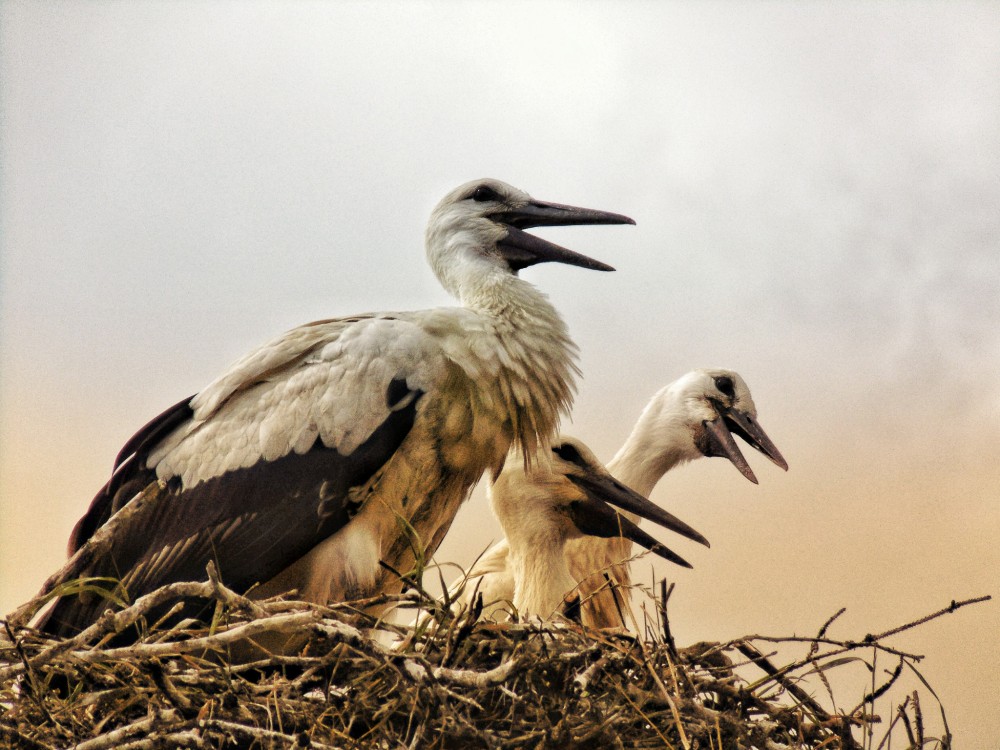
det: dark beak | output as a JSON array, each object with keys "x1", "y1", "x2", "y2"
[
  {"x1": 495, "y1": 199, "x2": 634, "y2": 273},
  {"x1": 566, "y1": 494, "x2": 694, "y2": 570},
  {"x1": 702, "y1": 402, "x2": 789, "y2": 483},
  {"x1": 565, "y1": 469, "x2": 709, "y2": 570}
]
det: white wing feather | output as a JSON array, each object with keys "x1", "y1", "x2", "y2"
[{"x1": 148, "y1": 315, "x2": 447, "y2": 488}]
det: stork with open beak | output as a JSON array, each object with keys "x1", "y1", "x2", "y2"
[
  {"x1": 484, "y1": 437, "x2": 708, "y2": 620},
  {"x1": 37, "y1": 179, "x2": 634, "y2": 638},
  {"x1": 458, "y1": 369, "x2": 787, "y2": 628}
]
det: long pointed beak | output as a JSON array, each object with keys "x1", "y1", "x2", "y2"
[
  {"x1": 495, "y1": 199, "x2": 634, "y2": 273},
  {"x1": 498, "y1": 199, "x2": 636, "y2": 230},
  {"x1": 702, "y1": 404, "x2": 788, "y2": 483},
  {"x1": 566, "y1": 494, "x2": 694, "y2": 569},
  {"x1": 565, "y1": 469, "x2": 710, "y2": 551},
  {"x1": 723, "y1": 409, "x2": 788, "y2": 471}
]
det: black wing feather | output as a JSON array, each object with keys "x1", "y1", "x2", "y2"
[
  {"x1": 42, "y1": 381, "x2": 424, "y2": 637},
  {"x1": 67, "y1": 395, "x2": 195, "y2": 555}
]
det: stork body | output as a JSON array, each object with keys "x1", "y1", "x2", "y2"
[
  {"x1": 460, "y1": 369, "x2": 787, "y2": 627},
  {"x1": 487, "y1": 438, "x2": 708, "y2": 620},
  {"x1": 40, "y1": 179, "x2": 634, "y2": 637}
]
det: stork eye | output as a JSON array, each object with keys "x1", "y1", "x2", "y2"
[
  {"x1": 471, "y1": 185, "x2": 502, "y2": 202},
  {"x1": 553, "y1": 442, "x2": 587, "y2": 469},
  {"x1": 714, "y1": 376, "x2": 735, "y2": 397}
]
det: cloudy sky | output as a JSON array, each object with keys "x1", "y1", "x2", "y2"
[{"x1": 2, "y1": 2, "x2": 997, "y2": 744}]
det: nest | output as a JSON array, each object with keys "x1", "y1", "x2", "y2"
[{"x1": 1, "y1": 567, "x2": 985, "y2": 750}]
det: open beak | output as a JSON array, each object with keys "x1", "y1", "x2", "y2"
[
  {"x1": 564, "y1": 467, "x2": 709, "y2": 570},
  {"x1": 495, "y1": 198, "x2": 634, "y2": 273},
  {"x1": 566, "y1": 494, "x2": 694, "y2": 570},
  {"x1": 702, "y1": 402, "x2": 789, "y2": 483}
]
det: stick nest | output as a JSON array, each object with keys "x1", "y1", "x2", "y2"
[{"x1": 1, "y1": 571, "x2": 984, "y2": 750}]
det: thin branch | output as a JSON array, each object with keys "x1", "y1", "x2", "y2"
[
  {"x1": 72, "y1": 708, "x2": 181, "y2": 750},
  {"x1": 868, "y1": 596, "x2": 991, "y2": 642},
  {"x1": 735, "y1": 642, "x2": 835, "y2": 726},
  {"x1": 850, "y1": 658, "x2": 904, "y2": 717}
]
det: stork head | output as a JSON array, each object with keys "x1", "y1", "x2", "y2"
[
  {"x1": 654, "y1": 369, "x2": 788, "y2": 483},
  {"x1": 491, "y1": 436, "x2": 709, "y2": 570},
  {"x1": 426, "y1": 179, "x2": 634, "y2": 301}
]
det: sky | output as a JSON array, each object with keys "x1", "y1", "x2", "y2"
[{"x1": 2, "y1": 1, "x2": 998, "y2": 745}]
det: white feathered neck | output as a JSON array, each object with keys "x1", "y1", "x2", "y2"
[
  {"x1": 490, "y1": 454, "x2": 580, "y2": 618},
  {"x1": 606, "y1": 380, "x2": 706, "y2": 500}
]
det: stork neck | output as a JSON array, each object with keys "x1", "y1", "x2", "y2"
[
  {"x1": 432, "y1": 269, "x2": 578, "y2": 463},
  {"x1": 589, "y1": 397, "x2": 698, "y2": 590},
  {"x1": 606, "y1": 402, "x2": 695, "y2": 499},
  {"x1": 508, "y1": 524, "x2": 577, "y2": 618},
  {"x1": 459, "y1": 269, "x2": 560, "y2": 324}
]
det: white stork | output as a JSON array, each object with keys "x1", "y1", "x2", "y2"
[
  {"x1": 458, "y1": 369, "x2": 787, "y2": 627},
  {"x1": 483, "y1": 437, "x2": 708, "y2": 620},
  {"x1": 38, "y1": 178, "x2": 634, "y2": 637}
]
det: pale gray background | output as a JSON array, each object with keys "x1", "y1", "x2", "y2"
[{"x1": 2, "y1": 2, "x2": 997, "y2": 745}]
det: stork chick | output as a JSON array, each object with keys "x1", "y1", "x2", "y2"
[{"x1": 485, "y1": 437, "x2": 708, "y2": 620}]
